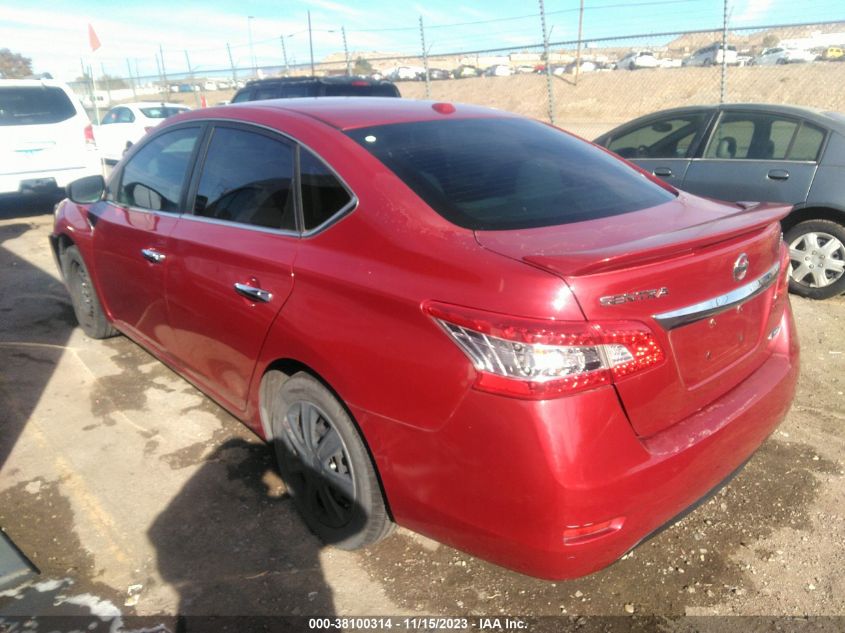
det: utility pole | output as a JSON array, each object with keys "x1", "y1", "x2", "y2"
[
  {"x1": 280, "y1": 36, "x2": 290, "y2": 75},
  {"x1": 126, "y1": 58, "x2": 137, "y2": 99},
  {"x1": 155, "y1": 53, "x2": 166, "y2": 101},
  {"x1": 308, "y1": 11, "x2": 315, "y2": 76},
  {"x1": 419, "y1": 16, "x2": 430, "y2": 98},
  {"x1": 184, "y1": 50, "x2": 200, "y2": 108},
  {"x1": 538, "y1": 0, "x2": 555, "y2": 124},
  {"x1": 341, "y1": 26, "x2": 351, "y2": 76},
  {"x1": 159, "y1": 45, "x2": 169, "y2": 94},
  {"x1": 248, "y1": 16, "x2": 257, "y2": 77},
  {"x1": 574, "y1": 0, "x2": 585, "y2": 85},
  {"x1": 80, "y1": 58, "x2": 98, "y2": 124},
  {"x1": 720, "y1": 0, "x2": 729, "y2": 103},
  {"x1": 227, "y1": 42, "x2": 238, "y2": 85}
]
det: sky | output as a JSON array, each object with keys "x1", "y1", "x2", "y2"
[{"x1": 1, "y1": 0, "x2": 842, "y2": 82}]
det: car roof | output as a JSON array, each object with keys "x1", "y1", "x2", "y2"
[
  {"x1": 600, "y1": 103, "x2": 845, "y2": 137},
  {"x1": 213, "y1": 97, "x2": 518, "y2": 131},
  {"x1": 243, "y1": 76, "x2": 392, "y2": 86},
  {"x1": 116, "y1": 102, "x2": 189, "y2": 110},
  {"x1": 0, "y1": 78, "x2": 72, "y2": 90}
]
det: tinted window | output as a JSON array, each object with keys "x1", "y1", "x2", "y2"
[
  {"x1": 118, "y1": 127, "x2": 199, "y2": 212},
  {"x1": 194, "y1": 127, "x2": 295, "y2": 230},
  {"x1": 347, "y1": 118, "x2": 675, "y2": 231},
  {"x1": 324, "y1": 83, "x2": 400, "y2": 97},
  {"x1": 788, "y1": 123, "x2": 825, "y2": 161},
  {"x1": 140, "y1": 106, "x2": 188, "y2": 118},
  {"x1": 231, "y1": 89, "x2": 253, "y2": 103},
  {"x1": 607, "y1": 114, "x2": 708, "y2": 158},
  {"x1": 705, "y1": 113, "x2": 799, "y2": 160},
  {"x1": 102, "y1": 108, "x2": 120, "y2": 124},
  {"x1": 116, "y1": 107, "x2": 135, "y2": 123},
  {"x1": 0, "y1": 87, "x2": 76, "y2": 126},
  {"x1": 300, "y1": 149, "x2": 352, "y2": 230}
]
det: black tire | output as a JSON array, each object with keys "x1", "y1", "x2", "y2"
[
  {"x1": 268, "y1": 372, "x2": 392, "y2": 550},
  {"x1": 784, "y1": 219, "x2": 845, "y2": 300},
  {"x1": 61, "y1": 245, "x2": 118, "y2": 338}
]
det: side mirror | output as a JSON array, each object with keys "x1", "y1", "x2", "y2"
[{"x1": 67, "y1": 175, "x2": 106, "y2": 204}]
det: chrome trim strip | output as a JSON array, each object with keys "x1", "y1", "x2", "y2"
[
  {"x1": 176, "y1": 212, "x2": 301, "y2": 237},
  {"x1": 653, "y1": 261, "x2": 781, "y2": 330}
]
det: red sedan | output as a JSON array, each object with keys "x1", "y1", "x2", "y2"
[{"x1": 51, "y1": 98, "x2": 799, "y2": 579}]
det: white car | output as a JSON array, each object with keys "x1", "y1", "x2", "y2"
[
  {"x1": 483, "y1": 64, "x2": 512, "y2": 77},
  {"x1": 683, "y1": 43, "x2": 738, "y2": 66},
  {"x1": 0, "y1": 79, "x2": 100, "y2": 197},
  {"x1": 753, "y1": 47, "x2": 816, "y2": 65},
  {"x1": 95, "y1": 102, "x2": 190, "y2": 163},
  {"x1": 387, "y1": 66, "x2": 424, "y2": 81},
  {"x1": 617, "y1": 50, "x2": 659, "y2": 70}
]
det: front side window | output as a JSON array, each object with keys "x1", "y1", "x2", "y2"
[
  {"x1": 607, "y1": 114, "x2": 708, "y2": 159},
  {"x1": 347, "y1": 118, "x2": 675, "y2": 231},
  {"x1": 705, "y1": 112, "x2": 801, "y2": 160},
  {"x1": 118, "y1": 127, "x2": 200, "y2": 212},
  {"x1": 193, "y1": 127, "x2": 296, "y2": 230}
]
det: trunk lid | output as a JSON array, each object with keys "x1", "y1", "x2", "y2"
[{"x1": 476, "y1": 193, "x2": 790, "y2": 437}]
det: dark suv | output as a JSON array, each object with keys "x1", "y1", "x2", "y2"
[{"x1": 231, "y1": 76, "x2": 400, "y2": 103}]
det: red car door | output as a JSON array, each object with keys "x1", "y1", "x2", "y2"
[
  {"x1": 92, "y1": 126, "x2": 203, "y2": 353},
  {"x1": 165, "y1": 125, "x2": 299, "y2": 412}
]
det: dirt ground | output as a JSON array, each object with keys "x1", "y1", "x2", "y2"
[{"x1": 0, "y1": 200, "x2": 843, "y2": 630}]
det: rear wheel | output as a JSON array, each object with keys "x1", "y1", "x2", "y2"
[
  {"x1": 268, "y1": 372, "x2": 392, "y2": 549},
  {"x1": 785, "y1": 220, "x2": 845, "y2": 299},
  {"x1": 61, "y1": 245, "x2": 118, "y2": 338}
]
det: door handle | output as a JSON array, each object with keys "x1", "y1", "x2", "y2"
[
  {"x1": 234, "y1": 282, "x2": 273, "y2": 303},
  {"x1": 653, "y1": 167, "x2": 673, "y2": 177},
  {"x1": 140, "y1": 248, "x2": 166, "y2": 263},
  {"x1": 767, "y1": 169, "x2": 790, "y2": 181}
]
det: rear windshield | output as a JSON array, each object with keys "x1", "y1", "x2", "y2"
[
  {"x1": 140, "y1": 106, "x2": 187, "y2": 118},
  {"x1": 347, "y1": 118, "x2": 675, "y2": 230},
  {"x1": 324, "y1": 83, "x2": 399, "y2": 97},
  {"x1": 0, "y1": 86, "x2": 76, "y2": 126}
]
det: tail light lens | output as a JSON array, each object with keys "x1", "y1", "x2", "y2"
[
  {"x1": 84, "y1": 124, "x2": 95, "y2": 146},
  {"x1": 424, "y1": 301, "x2": 664, "y2": 399},
  {"x1": 774, "y1": 241, "x2": 790, "y2": 300}
]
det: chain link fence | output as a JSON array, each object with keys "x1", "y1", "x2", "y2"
[{"x1": 69, "y1": 17, "x2": 845, "y2": 139}]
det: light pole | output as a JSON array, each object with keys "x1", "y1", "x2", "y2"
[{"x1": 248, "y1": 15, "x2": 257, "y2": 77}]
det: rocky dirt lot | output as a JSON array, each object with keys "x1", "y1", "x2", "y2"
[{"x1": 0, "y1": 205, "x2": 843, "y2": 631}]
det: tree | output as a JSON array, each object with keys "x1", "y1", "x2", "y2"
[
  {"x1": 0, "y1": 48, "x2": 33, "y2": 79},
  {"x1": 761, "y1": 34, "x2": 779, "y2": 48},
  {"x1": 352, "y1": 56, "x2": 374, "y2": 76},
  {"x1": 98, "y1": 74, "x2": 128, "y2": 89}
]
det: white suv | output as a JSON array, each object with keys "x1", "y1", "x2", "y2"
[
  {"x1": 683, "y1": 43, "x2": 738, "y2": 66},
  {"x1": 0, "y1": 79, "x2": 101, "y2": 197}
]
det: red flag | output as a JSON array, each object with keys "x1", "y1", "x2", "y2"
[{"x1": 88, "y1": 24, "x2": 101, "y2": 52}]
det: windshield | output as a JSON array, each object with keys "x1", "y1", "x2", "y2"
[
  {"x1": 347, "y1": 118, "x2": 675, "y2": 230},
  {"x1": 0, "y1": 86, "x2": 76, "y2": 126},
  {"x1": 140, "y1": 106, "x2": 188, "y2": 118}
]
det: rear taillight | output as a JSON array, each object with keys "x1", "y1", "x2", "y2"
[
  {"x1": 424, "y1": 301, "x2": 664, "y2": 399},
  {"x1": 84, "y1": 124, "x2": 95, "y2": 146},
  {"x1": 774, "y1": 241, "x2": 790, "y2": 300}
]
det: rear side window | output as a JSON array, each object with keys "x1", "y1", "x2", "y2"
[
  {"x1": 705, "y1": 112, "x2": 805, "y2": 160},
  {"x1": 606, "y1": 114, "x2": 708, "y2": 159},
  {"x1": 0, "y1": 87, "x2": 76, "y2": 126},
  {"x1": 324, "y1": 83, "x2": 399, "y2": 97},
  {"x1": 231, "y1": 90, "x2": 253, "y2": 103},
  {"x1": 300, "y1": 149, "x2": 353, "y2": 230},
  {"x1": 347, "y1": 118, "x2": 675, "y2": 231},
  {"x1": 193, "y1": 127, "x2": 296, "y2": 230},
  {"x1": 118, "y1": 127, "x2": 200, "y2": 212},
  {"x1": 788, "y1": 123, "x2": 825, "y2": 161}
]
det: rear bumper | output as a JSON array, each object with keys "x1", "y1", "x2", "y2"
[
  {"x1": 359, "y1": 305, "x2": 799, "y2": 579},
  {"x1": 0, "y1": 160, "x2": 101, "y2": 195}
]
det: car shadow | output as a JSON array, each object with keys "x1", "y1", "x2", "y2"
[
  {"x1": 148, "y1": 437, "x2": 345, "y2": 629},
  {"x1": 0, "y1": 192, "x2": 65, "y2": 221},
  {"x1": 0, "y1": 224, "x2": 76, "y2": 469}
]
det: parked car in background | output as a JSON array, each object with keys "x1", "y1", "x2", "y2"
[
  {"x1": 595, "y1": 103, "x2": 845, "y2": 299},
  {"x1": 483, "y1": 64, "x2": 512, "y2": 77},
  {"x1": 658, "y1": 57, "x2": 683, "y2": 68},
  {"x1": 683, "y1": 43, "x2": 738, "y2": 66},
  {"x1": 514, "y1": 65, "x2": 536, "y2": 74},
  {"x1": 95, "y1": 102, "x2": 190, "y2": 164},
  {"x1": 617, "y1": 50, "x2": 659, "y2": 70},
  {"x1": 753, "y1": 47, "x2": 816, "y2": 65},
  {"x1": 0, "y1": 78, "x2": 99, "y2": 199},
  {"x1": 386, "y1": 66, "x2": 425, "y2": 81},
  {"x1": 53, "y1": 98, "x2": 798, "y2": 579},
  {"x1": 231, "y1": 76, "x2": 400, "y2": 103},
  {"x1": 426, "y1": 68, "x2": 450, "y2": 80},
  {"x1": 564, "y1": 60, "x2": 598, "y2": 73},
  {"x1": 819, "y1": 46, "x2": 844, "y2": 61},
  {"x1": 453, "y1": 65, "x2": 481, "y2": 78}
]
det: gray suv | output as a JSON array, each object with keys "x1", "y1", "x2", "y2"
[{"x1": 595, "y1": 104, "x2": 845, "y2": 299}]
